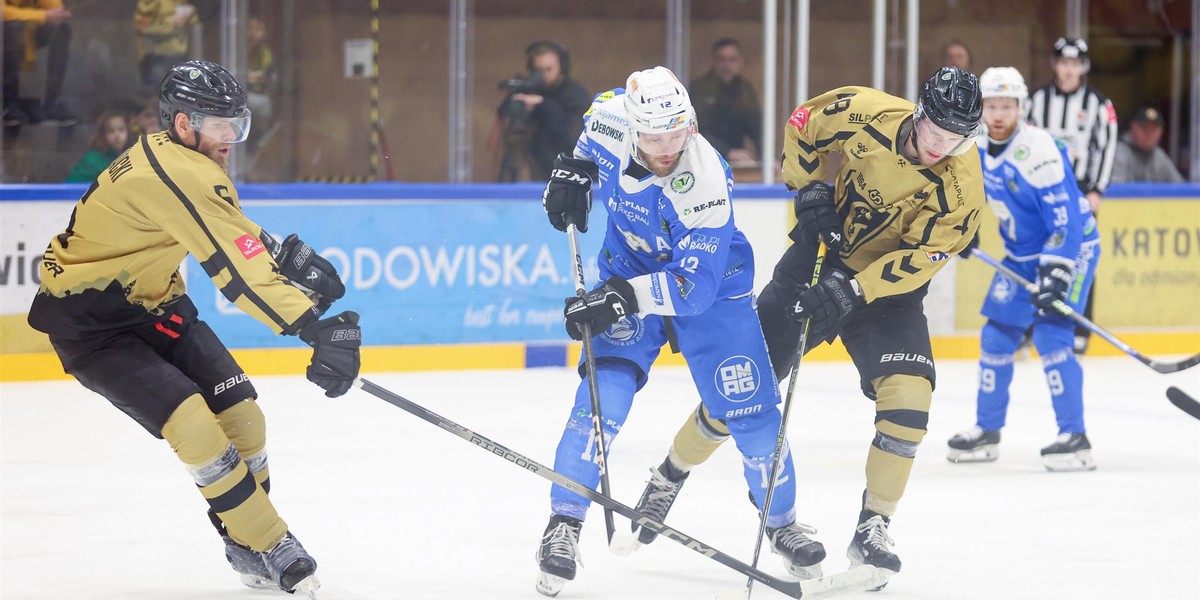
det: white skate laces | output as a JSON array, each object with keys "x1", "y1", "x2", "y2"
[
  {"x1": 642, "y1": 467, "x2": 684, "y2": 513},
  {"x1": 541, "y1": 521, "x2": 583, "y2": 567},
  {"x1": 770, "y1": 521, "x2": 819, "y2": 549},
  {"x1": 855, "y1": 515, "x2": 895, "y2": 550}
]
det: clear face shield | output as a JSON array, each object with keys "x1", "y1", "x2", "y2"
[
  {"x1": 912, "y1": 107, "x2": 978, "y2": 158},
  {"x1": 633, "y1": 127, "x2": 694, "y2": 156},
  {"x1": 190, "y1": 108, "x2": 252, "y2": 144}
]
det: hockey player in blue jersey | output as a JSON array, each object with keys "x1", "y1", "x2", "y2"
[
  {"x1": 533, "y1": 66, "x2": 824, "y2": 596},
  {"x1": 947, "y1": 67, "x2": 1101, "y2": 471}
]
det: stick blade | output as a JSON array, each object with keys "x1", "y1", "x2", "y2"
[
  {"x1": 799, "y1": 566, "x2": 893, "y2": 599},
  {"x1": 609, "y1": 533, "x2": 640, "y2": 556},
  {"x1": 1154, "y1": 354, "x2": 1200, "y2": 374},
  {"x1": 1167, "y1": 387, "x2": 1200, "y2": 420}
]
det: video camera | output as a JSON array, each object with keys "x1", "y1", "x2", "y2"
[{"x1": 498, "y1": 71, "x2": 545, "y2": 130}]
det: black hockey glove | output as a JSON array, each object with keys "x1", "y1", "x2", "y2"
[
  {"x1": 264, "y1": 232, "x2": 346, "y2": 314},
  {"x1": 787, "y1": 269, "x2": 864, "y2": 343},
  {"x1": 299, "y1": 311, "x2": 361, "y2": 398},
  {"x1": 1033, "y1": 261, "x2": 1074, "y2": 316},
  {"x1": 543, "y1": 153, "x2": 599, "y2": 233},
  {"x1": 790, "y1": 181, "x2": 844, "y2": 252},
  {"x1": 563, "y1": 276, "x2": 638, "y2": 341}
]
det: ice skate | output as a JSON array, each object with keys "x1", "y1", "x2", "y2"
[
  {"x1": 766, "y1": 521, "x2": 826, "y2": 579},
  {"x1": 221, "y1": 533, "x2": 274, "y2": 590},
  {"x1": 847, "y1": 509, "x2": 900, "y2": 591},
  {"x1": 946, "y1": 425, "x2": 1000, "y2": 463},
  {"x1": 629, "y1": 459, "x2": 690, "y2": 546},
  {"x1": 535, "y1": 515, "x2": 582, "y2": 597},
  {"x1": 1040, "y1": 433, "x2": 1095, "y2": 472},
  {"x1": 263, "y1": 531, "x2": 320, "y2": 597}
]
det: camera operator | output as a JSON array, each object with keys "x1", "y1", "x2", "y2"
[{"x1": 491, "y1": 41, "x2": 590, "y2": 182}]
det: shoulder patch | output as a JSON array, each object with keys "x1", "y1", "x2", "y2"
[{"x1": 788, "y1": 106, "x2": 811, "y2": 132}]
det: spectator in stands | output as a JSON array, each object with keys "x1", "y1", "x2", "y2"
[
  {"x1": 941, "y1": 40, "x2": 972, "y2": 72},
  {"x1": 65, "y1": 111, "x2": 129, "y2": 182},
  {"x1": 3, "y1": 0, "x2": 76, "y2": 125},
  {"x1": 134, "y1": 1, "x2": 196, "y2": 95},
  {"x1": 489, "y1": 40, "x2": 590, "y2": 182},
  {"x1": 1111, "y1": 106, "x2": 1184, "y2": 183},
  {"x1": 690, "y1": 37, "x2": 762, "y2": 165},
  {"x1": 245, "y1": 15, "x2": 276, "y2": 153}
]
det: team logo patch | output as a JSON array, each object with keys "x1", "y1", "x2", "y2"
[
  {"x1": 670, "y1": 171, "x2": 695, "y2": 193},
  {"x1": 715, "y1": 356, "x2": 759, "y2": 403},
  {"x1": 235, "y1": 234, "x2": 266, "y2": 259},
  {"x1": 787, "y1": 106, "x2": 811, "y2": 132},
  {"x1": 927, "y1": 251, "x2": 949, "y2": 262},
  {"x1": 189, "y1": 68, "x2": 201, "y2": 80},
  {"x1": 600, "y1": 315, "x2": 644, "y2": 347},
  {"x1": 1014, "y1": 145, "x2": 1030, "y2": 160},
  {"x1": 990, "y1": 275, "x2": 1016, "y2": 304},
  {"x1": 673, "y1": 274, "x2": 695, "y2": 298}
]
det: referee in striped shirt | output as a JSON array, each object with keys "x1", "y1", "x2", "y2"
[{"x1": 1027, "y1": 37, "x2": 1117, "y2": 353}]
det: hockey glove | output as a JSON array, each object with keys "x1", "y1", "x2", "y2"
[
  {"x1": 543, "y1": 153, "x2": 599, "y2": 233},
  {"x1": 787, "y1": 269, "x2": 864, "y2": 343},
  {"x1": 299, "y1": 311, "x2": 361, "y2": 398},
  {"x1": 1033, "y1": 261, "x2": 1074, "y2": 316},
  {"x1": 563, "y1": 276, "x2": 638, "y2": 341},
  {"x1": 264, "y1": 233, "x2": 346, "y2": 314},
  {"x1": 790, "y1": 181, "x2": 844, "y2": 252}
]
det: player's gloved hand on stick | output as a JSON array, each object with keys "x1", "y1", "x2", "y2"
[
  {"x1": 543, "y1": 152, "x2": 599, "y2": 233},
  {"x1": 791, "y1": 181, "x2": 844, "y2": 251},
  {"x1": 1033, "y1": 261, "x2": 1074, "y2": 316},
  {"x1": 299, "y1": 311, "x2": 361, "y2": 397},
  {"x1": 787, "y1": 269, "x2": 864, "y2": 343},
  {"x1": 266, "y1": 233, "x2": 346, "y2": 314},
  {"x1": 563, "y1": 277, "x2": 638, "y2": 341}
]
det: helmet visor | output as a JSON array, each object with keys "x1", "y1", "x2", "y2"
[
  {"x1": 913, "y1": 115, "x2": 976, "y2": 157},
  {"x1": 633, "y1": 127, "x2": 693, "y2": 156},
  {"x1": 191, "y1": 108, "x2": 252, "y2": 144}
]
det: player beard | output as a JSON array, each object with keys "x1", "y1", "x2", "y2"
[{"x1": 638, "y1": 150, "x2": 683, "y2": 177}]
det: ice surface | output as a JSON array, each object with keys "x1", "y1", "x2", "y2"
[{"x1": 2, "y1": 357, "x2": 1197, "y2": 599}]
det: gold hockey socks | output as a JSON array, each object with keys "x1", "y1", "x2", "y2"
[
  {"x1": 864, "y1": 375, "x2": 932, "y2": 515},
  {"x1": 217, "y1": 399, "x2": 271, "y2": 490},
  {"x1": 668, "y1": 403, "x2": 731, "y2": 470},
  {"x1": 161, "y1": 394, "x2": 287, "y2": 552}
]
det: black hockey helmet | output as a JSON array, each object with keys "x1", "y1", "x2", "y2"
[
  {"x1": 915, "y1": 66, "x2": 982, "y2": 138},
  {"x1": 159, "y1": 60, "x2": 251, "y2": 141},
  {"x1": 1053, "y1": 37, "x2": 1090, "y2": 69}
]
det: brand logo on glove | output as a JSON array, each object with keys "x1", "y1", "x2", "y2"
[
  {"x1": 293, "y1": 245, "x2": 311, "y2": 268},
  {"x1": 331, "y1": 329, "x2": 361, "y2": 342},
  {"x1": 235, "y1": 234, "x2": 265, "y2": 259},
  {"x1": 552, "y1": 169, "x2": 589, "y2": 185}
]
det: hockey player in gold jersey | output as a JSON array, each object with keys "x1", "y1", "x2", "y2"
[
  {"x1": 28, "y1": 61, "x2": 361, "y2": 597},
  {"x1": 628, "y1": 67, "x2": 985, "y2": 588}
]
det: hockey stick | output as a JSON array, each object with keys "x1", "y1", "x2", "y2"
[
  {"x1": 563, "y1": 219, "x2": 619, "y2": 551},
  {"x1": 353, "y1": 378, "x2": 888, "y2": 598},
  {"x1": 1166, "y1": 387, "x2": 1200, "y2": 420},
  {"x1": 971, "y1": 249, "x2": 1200, "y2": 374},
  {"x1": 735, "y1": 244, "x2": 829, "y2": 600}
]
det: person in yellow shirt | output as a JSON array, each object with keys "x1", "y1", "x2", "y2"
[
  {"x1": 2, "y1": 0, "x2": 76, "y2": 124},
  {"x1": 29, "y1": 61, "x2": 362, "y2": 596},
  {"x1": 133, "y1": 0, "x2": 196, "y2": 94}
]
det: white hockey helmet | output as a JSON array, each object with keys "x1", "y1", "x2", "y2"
[
  {"x1": 979, "y1": 67, "x2": 1028, "y2": 102},
  {"x1": 623, "y1": 66, "x2": 696, "y2": 156}
]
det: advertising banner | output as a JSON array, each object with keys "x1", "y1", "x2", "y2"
[{"x1": 191, "y1": 200, "x2": 605, "y2": 347}]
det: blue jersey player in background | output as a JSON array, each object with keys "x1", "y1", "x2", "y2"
[
  {"x1": 947, "y1": 67, "x2": 1101, "y2": 471},
  {"x1": 534, "y1": 66, "x2": 824, "y2": 596}
]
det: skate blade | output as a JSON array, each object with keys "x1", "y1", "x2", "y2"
[
  {"x1": 784, "y1": 560, "x2": 824, "y2": 580},
  {"x1": 946, "y1": 444, "x2": 998, "y2": 463},
  {"x1": 237, "y1": 573, "x2": 276, "y2": 590},
  {"x1": 1042, "y1": 450, "x2": 1096, "y2": 472},
  {"x1": 535, "y1": 572, "x2": 567, "y2": 597},
  {"x1": 292, "y1": 575, "x2": 321, "y2": 599},
  {"x1": 609, "y1": 533, "x2": 640, "y2": 556}
]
